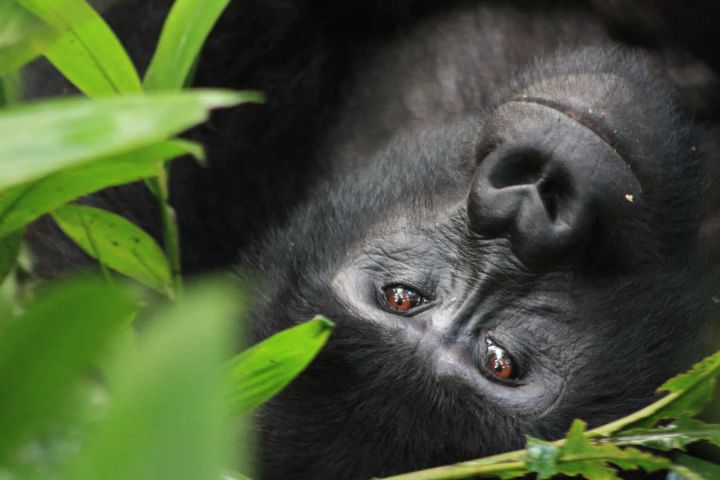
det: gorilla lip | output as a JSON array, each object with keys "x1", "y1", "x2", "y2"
[{"x1": 510, "y1": 95, "x2": 638, "y2": 181}]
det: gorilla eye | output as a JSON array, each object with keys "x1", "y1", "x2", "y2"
[
  {"x1": 485, "y1": 339, "x2": 517, "y2": 381},
  {"x1": 382, "y1": 285, "x2": 425, "y2": 312}
]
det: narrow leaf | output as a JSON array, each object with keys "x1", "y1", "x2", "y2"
[
  {"x1": 71, "y1": 282, "x2": 239, "y2": 480},
  {"x1": 0, "y1": 2, "x2": 55, "y2": 75},
  {"x1": 52, "y1": 205, "x2": 172, "y2": 293},
  {"x1": 227, "y1": 316, "x2": 334, "y2": 415},
  {"x1": 14, "y1": 0, "x2": 142, "y2": 96},
  {"x1": 613, "y1": 418, "x2": 720, "y2": 451},
  {"x1": 0, "y1": 90, "x2": 250, "y2": 190},
  {"x1": 0, "y1": 229, "x2": 22, "y2": 284},
  {"x1": 0, "y1": 140, "x2": 201, "y2": 238},
  {"x1": 144, "y1": 0, "x2": 232, "y2": 90},
  {"x1": 0, "y1": 278, "x2": 135, "y2": 463}
]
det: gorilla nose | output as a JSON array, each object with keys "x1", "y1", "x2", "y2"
[{"x1": 468, "y1": 101, "x2": 642, "y2": 266}]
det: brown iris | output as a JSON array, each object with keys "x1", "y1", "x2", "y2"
[
  {"x1": 383, "y1": 285, "x2": 423, "y2": 312},
  {"x1": 486, "y1": 339, "x2": 516, "y2": 380}
]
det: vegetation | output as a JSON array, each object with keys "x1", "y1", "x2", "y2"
[{"x1": 0, "y1": 1, "x2": 717, "y2": 479}]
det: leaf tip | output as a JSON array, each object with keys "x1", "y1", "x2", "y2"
[{"x1": 313, "y1": 315, "x2": 335, "y2": 330}]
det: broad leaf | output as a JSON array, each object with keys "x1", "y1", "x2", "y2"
[
  {"x1": 613, "y1": 418, "x2": 720, "y2": 451},
  {"x1": 144, "y1": 0, "x2": 233, "y2": 91},
  {"x1": 0, "y1": 229, "x2": 22, "y2": 284},
  {"x1": 227, "y1": 316, "x2": 334, "y2": 415},
  {"x1": 0, "y1": 90, "x2": 251, "y2": 190},
  {"x1": 0, "y1": 278, "x2": 135, "y2": 464},
  {"x1": 71, "y1": 282, "x2": 239, "y2": 480},
  {"x1": 52, "y1": 205, "x2": 172, "y2": 293},
  {"x1": 14, "y1": 0, "x2": 142, "y2": 96},
  {"x1": 0, "y1": 140, "x2": 201, "y2": 238}
]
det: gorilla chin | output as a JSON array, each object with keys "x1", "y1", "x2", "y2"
[{"x1": 250, "y1": 50, "x2": 711, "y2": 480}]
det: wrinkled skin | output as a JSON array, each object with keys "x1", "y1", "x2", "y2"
[
  {"x1": 249, "y1": 49, "x2": 713, "y2": 479},
  {"x1": 26, "y1": 1, "x2": 720, "y2": 479}
]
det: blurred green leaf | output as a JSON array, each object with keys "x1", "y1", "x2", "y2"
[
  {"x1": 52, "y1": 204, "x2": 172, "y2": 293},
  {"x1": 0, "y1": 3, "x2": 55, "y2": 75},
  {"x1": 144, "y1": 0, "x2": 233, "y2": 90},
  {"x1": 227, "y1": 316, "x2": 334, "y2": 415},
  {"x1": 612, "y1": 418, "x2": 720, "y2": 451},
  {"x1": 0, "y1": 140, "x2": 201, "y2": 238},
  {"x1": 0, "y1": 90, "x2": 251, "y2": 190},
  {"x1": 71, "y1": 281, "x2": 239, "y2": 480},
  {"x1": 671, "y1": 453, "x2": 720, "y2": 480},
  {"x1": 0, "y1": 229, "x2": 22, "y2": 285},
  {"x1": 0, "y1": 278, "x2": 135, "y2": 464},
  {"x1": 0, "y1": 73, "x2": 21, "y2": 107},
  {"x1": 13, "y1": 0, "x2": 142, "y2": 96}
]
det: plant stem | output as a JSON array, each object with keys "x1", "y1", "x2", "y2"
[
  {"x1": 373, "y1": 461, "x2": 525, "y2": 480},
  {"x1": 587, "y1": 391, "x2": 679, "y2": 437},
  {"x1": 375, "y1": 390, "x2": 680, "y2": 480},
  {"x1": 148, "y1": 167, "x2": 182, "y2": 297}
]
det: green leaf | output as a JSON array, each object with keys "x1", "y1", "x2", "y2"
[
  {"x1": 52, "y1": 205, "x2": 172, "y2": 293},
  {"x1": 71, "y1": 281, "x2": 239, "y2": 480},
  {"x1": 0, "y1": 140, "x2": 201, "y2": 238},
  {"x1": 1, "y1": 73, "x2": 21, "y2": 107},
  {"x1": 521, "y1": 421, "x2": 671, "y2": 480},
  {"x1": 0, "y1": 90, "x2": 249, "y2": 190},
  {"x1": 630, "y1": 351, "x2": 720, "y2": 429},
  {"x1": 670, "y1": 453, "x2": 720, "y2": 480},
  {"x1": 227, "y1": 316, "x2": 334, "y2": 415},
  {"x1": 144, "y1": 0, "x2": 233, "y2": 91},
  {"x1": 661, "y1": 351, "x2": 720, "y2": 393},
  {"x1": 612, "y1": 418, "x2": 720, "y2": 451},
  {"x1": 524, "y1": 437, "x2": 560, "y2": 480},
  {"x1": 0, "y1": 278, "x2": 135, "y2": 464},
  {"x1": 0, "y1": 229, "x2": 22, "y2": 284},
  {"x1": 0, "y1": 3, "x2": 55, "y2": 75},
  {"x1": 13, "y1": 0, "x2": 142, "y2": 96}
]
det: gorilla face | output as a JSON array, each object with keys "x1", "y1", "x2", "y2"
[{"x1": 252, "y1": 50, "x2": 709, "y2": 479}]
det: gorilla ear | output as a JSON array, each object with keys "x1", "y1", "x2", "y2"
[{"x1": 467, "y1": 104, "x2": 640, "y2": 267}]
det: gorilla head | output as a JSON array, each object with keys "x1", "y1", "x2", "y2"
[{"x1": 249, "y1": 49, "x2": 712, "y2": 479}]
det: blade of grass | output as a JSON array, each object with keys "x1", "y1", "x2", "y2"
[
  {"x1": 70, "y1": 281, "x2": 240, "y2": 480},
  {"x1": 0, "y1": 3, "x2": 55, "y2": 75},
  {"x1": 0, "y1": 278, "x2": 135, "y2": 464},
  {"x1": 143, "y1": 0, "x2": 233, "y2": 91},
  {"x1": 0, "y1": 90, "x2": 252, "y2": 190},
  {"x1": 13, "y1": 0, "x2": 141, "y2": 96},
  {"x1": 0, "y1": 140, "x2": 201, "y2": 238},
  {"x1": 227, "y1": 316, "x2": 334, "y2": 415}
]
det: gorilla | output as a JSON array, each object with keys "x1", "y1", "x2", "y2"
[{"x1": 25, "y1": 1, "x2": 720, "y2": 479}]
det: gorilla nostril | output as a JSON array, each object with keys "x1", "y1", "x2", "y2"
[
  {"x1": 488, "y1": 150, "x2": 545, "y2": 189},
  {"x1": 538, "y1": 174, "x2": 571, "y2": 223}
]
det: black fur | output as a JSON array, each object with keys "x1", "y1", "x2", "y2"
[{"x1": 26, "y1": 1, "x2": 720, "y2": 479}]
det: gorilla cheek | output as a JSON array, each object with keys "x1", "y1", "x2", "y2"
[{"x1": 468, "y1": 102, "x2": 642, "y2": 266}]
